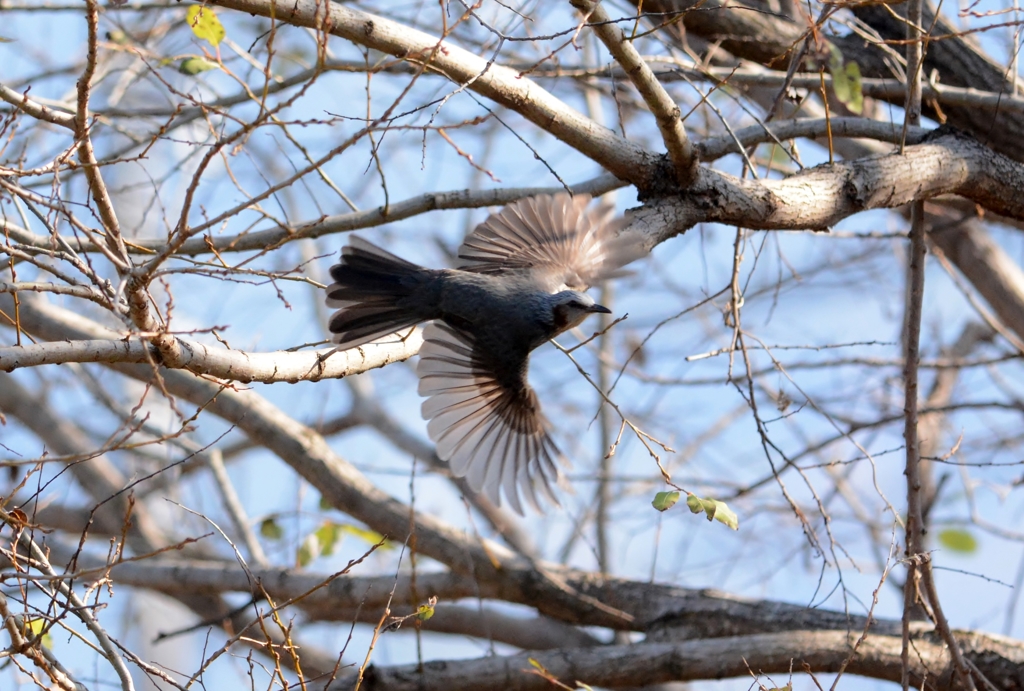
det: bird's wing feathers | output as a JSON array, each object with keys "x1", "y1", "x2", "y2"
[
  {"x1": 417, "y1": 321, "x2": 567, "y2": 514},
  {"x1": 456, "y1": 193, "x2": 644, "y2": 291}
]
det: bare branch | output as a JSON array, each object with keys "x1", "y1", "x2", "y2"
[
  {"x1": 627, "y1": 132, "x2": 1024, "y2": 248},
  {"x1": 327, "y1": 630, "x2": 999, "y2": 691},
  {"x1": 570, "y1": 0, "x2": 696, "y2": 186},
  {"x1": 0, "y1": 82, "x2": 76, "y2": 128},
  {"x1": 0, "y1": 332, "x2": 424, "y2": 383}
]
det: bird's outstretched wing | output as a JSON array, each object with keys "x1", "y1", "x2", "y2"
[
  {"x1": 456, "y1": 192, "x2": 645, "y2": 291},
  {"x1": 417, "y1": 321, "x2": 567, "y2": 514}
]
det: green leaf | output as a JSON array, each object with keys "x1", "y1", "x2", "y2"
[
  {"x1": 827, "y1": 45, "x2": 863, "y2": 114},
  {"x1": 297, "y1": 531, "x2": 320, "y2": 567},
  {"x1": 416, "y1": 603, "x2": 435, "y2": 621},
  {"x1": 685, "y1": 493, "x2": 707, "y2": 514},
  {"x1": 710, "y1": 500, "x2": 739, "y2": 530},
  {"x1": 686, "y1": 494, "x2": 740, "y2": 530},
  {"x1": 938, "y1": 528, "x2": 978, "y2": 554},
  {"x1": 314, "y1": 521, "x2": 344, "y2": 557},
  {"x1": 319, "y1": 495, "x2": 333, "y2": 511},
  {"x1": 652, "y1": 491, "x2": 680, "y2": 512},
  {"x1": 298, "y1": 521, "x2": 383, "y2": 565},
  {"x1": 178, "y1": 57, "x2": 218, "y2": 75},
  {"x1": 259, "y1": 517, "x2": 283, "y2": 540},
  {"x1": 843, "y1": 61, "x2": 864, "y2": 114},
  {"x1": 186, "y1": 5, "x2": 225, "y2": 47},
  {"x1": 828, "y1": 46, "x2": 849, "y2": 104}
]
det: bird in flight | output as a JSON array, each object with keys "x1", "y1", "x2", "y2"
[{"x1": 325, "y1": 193, "x2": 644, "y2": 514}]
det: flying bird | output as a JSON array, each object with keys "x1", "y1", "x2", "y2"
[{"x1": 325, "y1": 193, "x2": 644, "y2": 513}]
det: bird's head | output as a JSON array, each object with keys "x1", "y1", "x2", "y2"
[{"x1": 548, "y1": 290, "x2": 611, "y2": 335}]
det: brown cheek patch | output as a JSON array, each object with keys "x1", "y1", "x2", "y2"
[{"x1": 552, "y1": 305, "x2": 570, "y2": 332}]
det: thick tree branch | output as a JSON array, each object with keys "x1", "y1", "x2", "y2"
[
  {"x1": 0, "y1": 333, "x2": 423, "y2": 383},
  {"x1": 626, "y1": 131, "x2": 1024, "y2": 248},
  {"x1": 330, "y1": 629, "x2": 1022, "y2": 691}
]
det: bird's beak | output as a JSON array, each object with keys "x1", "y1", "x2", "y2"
[{"x1": 589, "y1": 304, "x2": 612, "y2": 314}]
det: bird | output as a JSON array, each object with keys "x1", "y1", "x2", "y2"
[{"x1": 324, "y1": 192, "x2": 645, "y2": 514}]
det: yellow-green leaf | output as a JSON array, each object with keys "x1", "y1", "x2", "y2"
[
  {"x1": 827, "y1": 45, "x2": 863, "y2": 114},
  {"x1": 685, "y1": 493, "x2": 708, "y2": 515},
  {"x1": 938, "y1": 528, "x2": 978, "y2": 554},
  {"x1": 24, "y1": 618, "x2": 53, "y2": 649},
  {"x1": 186, "y1": 6, "x2": 225, "y2": 47},
  {"x1": 339, "y1": 523, "x2": 393, "y2": 549},
  {"x1": 259, "y1": 517, "x2": 283, "y2": 540},
  {"x1": 652, "y1": 490, "x2": 680, "y2": 512},
  {"x1": 686, "y1": 494, "x2": 740, "y2": 530},
  {"x1": 828, "y1": 46, "x2": 849, "y2": 102},
  {"x1": 297, "y1": 531, "x2": 320, "y2": 567},
  {"x1": 106, "y1": 30, "x2": 130, "y2": 45},
  {"x1": 843, "y1": 61, "x2": 864, "y2": 114},
  {"x1": 416, "y1": 603, "x2": 435, "y2": 621},
  {"x1": 314, "y1": 521, "x2": 344, "y2": 557},
  {"x1": 710, "y1": 500, "x2": 739, "y2": 530},
  {"x1": 178, "y1": 57, "x2": 218, "y2": 76}
]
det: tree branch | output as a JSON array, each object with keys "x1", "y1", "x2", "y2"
[
  {"x1": 0, "y1": 333, "x2": 424, "y2": 383},
  {"x1": 626, "y1": 131, "x2": 1024, "y2": 249},
  {"x1": 0, "y1": 82, "x2": 76, "y2": 128},
  {"x1": 570, "y1": 0, "x2": 696, "y2": 186},
  {"x1": 328, "y1": 629, "x2": 1019, "y2": 691}
]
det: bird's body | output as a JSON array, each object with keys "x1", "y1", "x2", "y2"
[{"x1": 325, "y1": 193, "x2": 643, "y2": 513}]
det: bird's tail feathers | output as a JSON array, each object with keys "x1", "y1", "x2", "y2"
[{"x1": 326, "y1": 236, "x2": 431, "y2": 349}]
